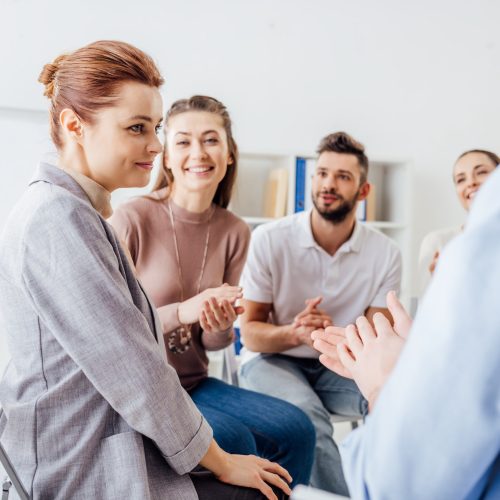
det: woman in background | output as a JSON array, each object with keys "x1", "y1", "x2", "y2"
[
  {"x1": 418, "y1": 149, "x2": 498, "y2": 293},
  {"x1": 0, "y1": 41, "x2": 292, "y2": 500},
  {"x1": 111, "y1": 95, "x2": 315, "y2": 488}
]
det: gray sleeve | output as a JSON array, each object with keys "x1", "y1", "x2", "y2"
[{"x1": 21, "y1": 197, "x2": 212, "y2": 474}]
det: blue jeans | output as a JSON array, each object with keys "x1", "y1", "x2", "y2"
[
  {"x1": 189, "y1": 376, "x2": 315, "y2": 487},
  {"x1": 240, "y1": 354, "x2": 367, "y2": 496}
]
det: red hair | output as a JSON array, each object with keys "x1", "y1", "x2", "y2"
[{"x1": 38, "y1": 40, "x2": 164, "y2": 148}]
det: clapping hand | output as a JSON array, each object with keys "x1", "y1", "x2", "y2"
[
  {"x1": 200, "y1": 297, "x2": 245, "y2": 335},
  {"x1": 178, "y1": 283, "x2": 243, "y2": 325},
  {"x1": 292, "y1": 297, "x2": 333, "y2": 347}
]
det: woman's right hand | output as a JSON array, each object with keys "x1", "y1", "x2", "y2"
[
  {"x1": 177, "y1": 283, "x2": 243, "y2": 325},
  {"x1": 217, "y1": 453, "x2": 292, "y2": 500}
]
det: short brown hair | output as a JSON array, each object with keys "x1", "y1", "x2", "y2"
[
  {"x1": 39, "y1": 40, "x2": 164, "y2": 149},
  {"x1": 316, "y1": 131, "x2": 369, "y2": 184},
  {"x1": 456, "y1": 149, "x2": 500, "y2": 168},
  {"x1": 152, "y1": 95, "x2": 238, "y2": 209}
]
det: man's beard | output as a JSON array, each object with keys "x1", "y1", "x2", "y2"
[{"x1": 312, "y1": 189, "x2": 360, "y2": 224}]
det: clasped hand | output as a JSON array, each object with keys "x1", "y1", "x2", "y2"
[
  {"x1": 311, "y1": 291, "x2": 412, "y2": 408},
  {"x1": 292, "y1": 296, "x2": 333, "y2": 347}
]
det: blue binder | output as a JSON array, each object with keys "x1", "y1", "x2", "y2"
[{"x1": 295, "y1": 157, "x2": 306, "y2": 212}]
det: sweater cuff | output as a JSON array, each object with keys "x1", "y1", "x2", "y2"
[{"x1": 162, "y1": 416, "x2": 213, "y2": 474}]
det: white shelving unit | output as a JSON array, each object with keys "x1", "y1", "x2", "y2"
[{"x1": 231, "y1": 152, "x2": 413, "y2": 300}]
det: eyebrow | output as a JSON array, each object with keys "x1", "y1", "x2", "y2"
[
  {"x1": 317, "y1": 167, "x2": 354, "y2": 176},
  {"x1": 129, "y1": 115, "x2": 163, "y2": 123},
  {"x1": 455, "y1": 164, "x2": 491, "y2": 178},
  {"x1": 175, "y1": 130, "x2": 221, "y2": 136}
]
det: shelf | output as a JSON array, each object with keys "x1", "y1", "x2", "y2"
[
  {"x1": 242, "y1": 216, "x2": 279, "y2": 226},
  {"x1": 363, "y1": 221, "x2": 406, "y2": 230}
]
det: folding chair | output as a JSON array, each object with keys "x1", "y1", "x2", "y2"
[{"x1": 0, "y1": 407, "x2": 30, "y2": 500}]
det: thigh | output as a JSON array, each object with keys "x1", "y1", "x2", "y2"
[
  {"x1": 240, "y1": 355, "x2": 327, "y2": 418},
  {"x1": 193, "y1": 377, "x2": 312, "y2": 441},
  {"x1": 193, "y1": 398, "x2": 258, "y2": 455},
  {"x1": 190, "y1": 470, "x2": 288, "y2": 500},
  {"x1": 314, "y1": 365, "x2": 367, "y2": 417}
]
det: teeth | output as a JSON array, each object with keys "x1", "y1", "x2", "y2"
[{"x1": 188, "y1": 167, "x2": 211, "y2": 173}]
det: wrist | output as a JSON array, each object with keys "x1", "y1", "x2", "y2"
[
  {"x1": 287, "y1": 324, "x2": 303, "y2": 347},
  {"x1": 200, "y1": 440, "x2": 230, "y2": 478}
]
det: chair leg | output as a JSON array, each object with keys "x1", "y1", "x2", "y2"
[{"x1": 2, "y1": 479, "x2": 12, "y2": 500}]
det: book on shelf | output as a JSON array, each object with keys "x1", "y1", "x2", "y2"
[
  {"x1": 294, "y1": 157, "x2": 316, "y2": 212},
  {"x1": 356, "y1": 184, "x2": 376, "y2": 221},
  {"x1": 263, "y1": 167, "x2": 289, "y2": 218}
]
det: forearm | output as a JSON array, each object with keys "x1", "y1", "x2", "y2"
[
  {"x1": 157, "y1": 303, "x2": 182, "y2": 333},
  {"x1": 241, "y1": 321, "x2": 299, "y2": 353}
]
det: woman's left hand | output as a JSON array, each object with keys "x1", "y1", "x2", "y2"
[{"x1": 200, "y1": 297, "x2": 244, "y2": 334}]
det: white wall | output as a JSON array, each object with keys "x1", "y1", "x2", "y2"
[{"x1": 1, "y1": 0, "x2": 499, "y2": 369}]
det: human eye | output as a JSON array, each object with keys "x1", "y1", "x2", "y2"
[
  {"x1": 129, "y1": 124, "x2": 144, "y2": 134},
  {"x1": 205, "y1": 136, "x2": 219, "y2": 144},
  {"x1": 477, "y1": 169, "x2": 490, "y2": 176},
  {"x1": 176, "y1": 139, "x2": 189, "y2": 146},
  {"x1": 455, "y1": 177, "x2": 465, "y2": 184},
  {"x1": 155, "y1": 124, "x2": 163, "y2": 135}
]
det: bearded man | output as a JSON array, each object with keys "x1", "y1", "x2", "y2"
[{"x1": 239, "y1": 131, "x2": 402, "y2": 496}]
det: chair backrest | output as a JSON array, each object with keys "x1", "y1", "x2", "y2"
[{"x1": 0, "y1": 407, "x2": 30, "y2": 500}]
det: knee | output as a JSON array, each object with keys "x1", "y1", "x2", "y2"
[
  {"x1": 212, "y1": 421, "x2": 257, "y2": 456},
  {"x1": 280, "y1": 406, "x2": 316, "y2": 455}
]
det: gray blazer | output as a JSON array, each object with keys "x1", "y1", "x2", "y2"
[{"x1": 0, "y1": 163, "x2": 212, "y2": 499}]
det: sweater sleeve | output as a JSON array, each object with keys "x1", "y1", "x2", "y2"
[
  {"x1": 108, "y1": 204, "x2": 140, "y2": 263},
  {"x1": 201, "y1": 219, "x2": 251, "y2": 351}
]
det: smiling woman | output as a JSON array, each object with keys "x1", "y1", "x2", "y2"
[
  {"x1": 0, "y1": 42, "x2": 292, "y2": 500},
  {"x1": 418, "y1": 148, "x2": 499, "y2": 293},
  {"x1": 110, "y1": 95, "x2": 316, "y2": 490}
]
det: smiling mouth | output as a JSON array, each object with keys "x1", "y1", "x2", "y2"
[{"x1": 186, "y1": 166, "x2": 215, "y2": 174}]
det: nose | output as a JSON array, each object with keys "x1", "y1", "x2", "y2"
[
  {"x1": 322, "y1": 174, "x2": 338, "y2": 191},
  {"x1": 190, "y1": 139, "x2": 208, "y2": 160},
  {"x1": 466, "y1": 174, "x2": 479, "y2": 188},
  {"x1": 147, "y1": 133, "x2": 163, "y2": 156}
]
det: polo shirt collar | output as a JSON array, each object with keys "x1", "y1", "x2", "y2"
[{"x1": 298, "y1": 209, "x2": 363, "y2": 254}]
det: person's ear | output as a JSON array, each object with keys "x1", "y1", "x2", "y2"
[
  {"x1": 357, "y1": 182, "x2": 371, "y2": 201},
  {"x1": 227, "y1": 154, "x2": 234, "y2": 166},
  {"x1": 59, "y1": 108, "x2": 84, "y2": 143}
]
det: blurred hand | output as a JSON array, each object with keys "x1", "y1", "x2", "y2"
[
  {"x1": 429, "y1": 250, "x2": 440, "y2": 275},
  {"x1": 178, "y1": 284, "x2": 243, "y2": 325},
  {"x1": 217, "y1": 453, "x2": 292, "y2": 500},
  {"x1": 311, "y1": 326, "x2": 352, "y2": 378},
  {"x1": 386, "y1": 290, "x2": 413, "y2": 339},
  {"x1": 337, "y1": 314, "x2": 406, "y2": 409}
]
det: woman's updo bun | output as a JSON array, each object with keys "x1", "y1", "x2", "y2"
[
  {"x1": 38, "y1": 55, "x2": 66, "y2": 99},
  {"x1": 39, "y1": 41, "x2": 164, "y2": 149}
]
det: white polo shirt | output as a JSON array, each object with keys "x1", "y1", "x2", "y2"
[{"x1": 240, "y1": 210, "x2": 402, "y2": 362}]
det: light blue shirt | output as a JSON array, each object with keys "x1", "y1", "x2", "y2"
[{"x1": 341, "y1": 167, "x2": 500, "y2": 500}]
